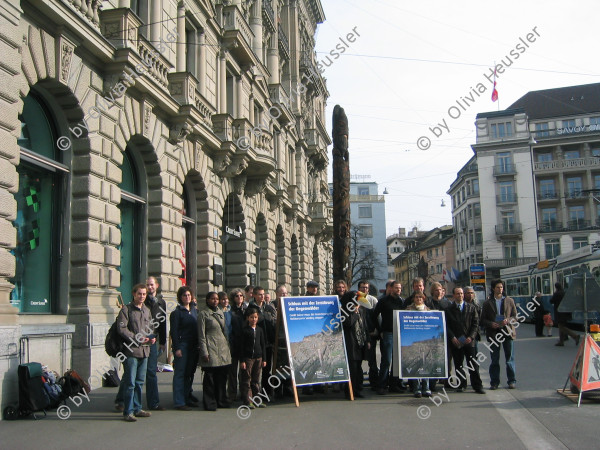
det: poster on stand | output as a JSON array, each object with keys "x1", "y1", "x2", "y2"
[
  {"x1": 280, "y1": 295, "x2": 350, "y2": 386},
  {"x1": 393, "y1": 310, "x2": 448, "y2": 379}
]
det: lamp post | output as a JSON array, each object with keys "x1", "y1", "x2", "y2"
[{"x1": 529, "y1": 134, "x2": 540, "y2": 260}]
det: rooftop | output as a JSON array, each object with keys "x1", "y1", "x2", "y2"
[
  {"x1": 475, "y1": 83, "x2": 600, "y2": 121},
  {"x1": 509, "y1": 82, "x2": 600, "y2": 120}
]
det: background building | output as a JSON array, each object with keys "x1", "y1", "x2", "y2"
[
  {"x1": 0, "y1": 0, "x2": 331, "y2": 409},
  {"x1": 450, "y1": 82, "x2": 600, "y2": 280},
  {"x1": 392, "y1": 226, "x2": 455, "y2": 295},
  {"x1": 387, "y1": 227, "x2": 409, "y2": 281},
  {"x1": 447, "y1": 156, "x2": 483, "y2": 282},
  {"x1": 329, "y1": 179, "x2": 387, "y2": 291}
]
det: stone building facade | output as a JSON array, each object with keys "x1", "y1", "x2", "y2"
[{"x1": 0, "y1": 0, "x2": 331, "y2": 409}]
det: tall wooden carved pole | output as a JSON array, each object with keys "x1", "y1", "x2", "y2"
[{"x1": 332, "y1": 105, "x2": 351, "y2": 285}]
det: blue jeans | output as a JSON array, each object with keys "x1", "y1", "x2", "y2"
[
  {"x1": 146, "y1": 342, "x2": 160, "y2": 408},
  {"x1": 172, "y1": 342, "x2": 198, "y2": 407},
  {"x1": 122, "y1": 356, "x2": 148, "y2": 416},
  {"x1": 488, "y1": 337, "x2": 516, "y2": 386},
  {"x1": 378, "y1": 331, "x2": 394, "y2": 389}
]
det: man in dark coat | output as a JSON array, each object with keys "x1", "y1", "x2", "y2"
[
  {"x1": 446, "y1": 287, "x2": 484, "y2": 394},
  {"x1": 532, "y1": 291, "x2": 544, "y2": 337},
  {"x1": 372, "y1": 280, "x2": 405, "y2": 394},
  {"x1": 550, "y1": 283, "x2": 580, "y2": 346}
]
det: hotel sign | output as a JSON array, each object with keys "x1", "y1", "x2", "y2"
[{"x1": 556, "y1": 124, "x2": 600, "y2": 135}]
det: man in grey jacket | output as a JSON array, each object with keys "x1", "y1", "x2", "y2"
[{"x1": 118, "y1": 283, "x2": 155, "y2": 422}]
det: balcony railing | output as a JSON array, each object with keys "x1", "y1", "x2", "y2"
[
  {"x1": 538, "y1": 191, "x2": 558, "y2": 200},
  {"x1": 349, "y1": 194, "x2": 385, "y2": 202},
  {"x1": 64, "y1": 0, "x2": 100, "y2": 28},
  {"x1": 278, "y1": 25, "x2": 290, "y2": 59},
  {"x1": 495, "y1": 223, "x2": 522, "y2": 236},
  {"x1": 539, "y1": 223, "x2": 560, "y2": 233},
  {"x1": 535, "y1": 157, "x2": 600, "y2": 172},
  {"x1": 539, "y1": 220, "x2": 596, "y2": 232},
  {"x1": 262, "y1": 1, "x2": 276, "y2": 31},
  {"x1": 493, "y1": 164, "x2": 517, "y2": 176},
  {"x1": 566, "y1": 190, "x2": 585, "y2": 199},
  {"x1": 496, "y1": 193, "x2": 517, "y2": 204},
  {"x1": 484, "y1": 257, "x2": 537, "y2": 268},
  {"x1": 568, "y1": 219, "x2": 591, "y2": 231}
]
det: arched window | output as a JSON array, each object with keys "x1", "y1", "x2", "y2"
[
  {"x1": 118, "y1": 149, "x2": 145, "y2": 302},
  {"x1": 12, "y1": 94, "x2": 69, "y2": 313}
]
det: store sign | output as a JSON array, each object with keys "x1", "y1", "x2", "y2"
[
  {"x1": 225, "y1": 226, "x2": 241, "y2": 237},
  {"x1": 556, "y1": 124, "x2": 600, "y2": 135}
]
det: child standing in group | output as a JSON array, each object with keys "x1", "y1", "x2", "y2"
[
  {"x1": 239, "y1": 306, "x2": 267, "y2": 409},
  {"x1": 543, "y1": 310, "x2": 554, "y2": 337}
]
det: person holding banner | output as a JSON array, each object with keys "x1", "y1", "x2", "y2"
[
  {"x1": 341, "y1": 291, "x2": 370, "y2": 398},
  {"x1": 405, "y1": 293, "x2": 433, "y2": 397},
  {"x1": 427, "y1": 282, "x2": 451, "y2": 392}
]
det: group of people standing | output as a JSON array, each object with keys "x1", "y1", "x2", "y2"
[
  {"x1": 333, "y1": 277, "x2": 519, "y2": 399},
  {"x1": 114, "y1": 279, "x2": 286, "y2": 421},
  {"x1": 112, "y1": 275, "x2": 525, "y2": 421}
]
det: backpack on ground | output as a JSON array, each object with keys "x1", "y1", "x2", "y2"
[
  {"x1": 102, "y1": 369, "x2": 120, "y2": 387},
  {"x1": 41, "y1": 368, "x2": 64, "y2": 408},
  {"x1": 61, "y1": 369, "x2": 91, "y2": 396}
]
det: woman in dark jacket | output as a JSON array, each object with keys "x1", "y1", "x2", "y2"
[
  {"x1": 341, "y1": 291, "x2": 369, "y2": 398},
  {"x1": 170, "y1": 286, "x2": 199, "y2": 410}
]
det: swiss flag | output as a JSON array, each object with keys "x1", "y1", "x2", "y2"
[{"x1": 491, "y1": 69, "x2": 498, "y2": 102}]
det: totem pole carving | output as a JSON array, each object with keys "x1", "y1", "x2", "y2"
[{"x1": 332, "y1": 105, "x2": 351, "y2": 285}]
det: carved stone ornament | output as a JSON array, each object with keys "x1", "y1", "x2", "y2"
[
  {"x1": 143, "y1": 106, "x2": 152, "y2": 137},
  {"x1": 170, "y1": 82, "x2": 183, "y2": 96},
  {"x1": 169, "y1": 123, "x2": 192, "y2": 144},
  {"x1": 213, "y1": 153, "x2": 232, "y2": 175},
  {"x1": 102, "y1": 22, "x2": 120, "y2": 40},
  {"x1": 60, "y1": 43, "x2": 74, "y2": 84},
  {"x1": 245, "y1": 177, "x2": 269, "y2": 198},
  {"x1": 188, "y1": 82, "x2": 195, "y2": 103},
  {"x1": 194, "y1": 141, "x2": 203, "y2": 172},
  {"x1": 268, "y1": 196, "x2": 282, "y2": 212}
]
